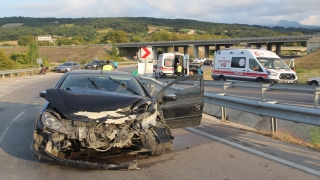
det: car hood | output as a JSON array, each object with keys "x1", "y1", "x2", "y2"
[
  {"x1": 267, "y1": 69, "x2": 295, "y2": 73},
  {"x1": 45, "y1": 88, "x2": 150, "y2": 122},
  {"x1": 308, "y1": 77, "x2": 320, "y2": 81}
]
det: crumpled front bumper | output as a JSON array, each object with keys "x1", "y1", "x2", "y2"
[{"x1": 30, "y1": 141, "x2": 139, "y2": 170}]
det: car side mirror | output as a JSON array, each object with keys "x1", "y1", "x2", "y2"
[
  {"x1": 162, "y1": 94, "x2": 177, "y2": 102},
  {"x1": 39, "y1": 90, "x2": 46, "y2": 98}
]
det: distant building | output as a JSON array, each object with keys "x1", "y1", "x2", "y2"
[{"x1": 187, "y1": 29, "x2": 195, "y2": 34}]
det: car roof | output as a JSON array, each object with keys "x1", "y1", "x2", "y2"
[{"x1": 68, "y1": 70, "x2": 132, "y2": 76}]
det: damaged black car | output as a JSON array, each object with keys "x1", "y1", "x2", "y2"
[{"x1": 31, "y1": 70, "x2": 204, "y2": 169}]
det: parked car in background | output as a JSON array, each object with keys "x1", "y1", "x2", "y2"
[
  {"x1": 85, "y1": 60, "x2": 100, "y2": 69},
  {"x1": 56, "y1": 62, "x2": 82, "y2": 73},
  {"x1": 203, "y1": 59, "x2": 213, "y2": 65},
  {"x1": 31, "y1": 70, "x2": 204, "y2": 169},
  {"x1": 193, "y1": 58, "x2": 206, "y2": 63},
  {"x1": 85, "y1": 60, "x2": 115, "y2": 69},
  {"x1": 307, "y1": 77, "x2": 320, "y2": 85}
]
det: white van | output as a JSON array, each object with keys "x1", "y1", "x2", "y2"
[
  {"x1": 155, "y1": 52, "x2": 190, "y2": 78},
  {"x1": 212, "y1": 49, "x2": 298, "y2": 83}
]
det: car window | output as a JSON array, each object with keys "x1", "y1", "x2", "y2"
[
  {"x1": 62, "y1": 63, "x2": 73, "y2": 66},
  {"x1": 59, "y1": 74, "x2": 146, "y2": 96}
]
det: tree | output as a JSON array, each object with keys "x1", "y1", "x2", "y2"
[
  {"x1": 131, "y1": 35, "x2": 142, "y2": 42},
  {"x1": 100, "y1": 30, "x2": 129, "y2": 43},
  {"x1": 18, "y1": 35, "x2": 36, "y2": 46},
  {"x1": 0, "y1": 49, "x2": 17, "y2": 70},
  {"x1": 10, "y1": 52, "x2": 28, "y2": 64},
  {"x1": 27, "y1": 43, "x2": 39, "y2": 65}
]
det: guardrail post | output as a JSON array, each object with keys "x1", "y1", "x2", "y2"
[
  {"x1": 261, "y1": 84, "x2": 271, "y2": 102},
  {"x1": 314, "y1": 87, "x2": 320, "y2": 108},
  {"x1": 2, "y1": 74, "x2": 4, "y2": 80},
  {"x1": 221, "y1": 106, "x2": 226, "y2": 123},
  {"x1": 10, "y1": 73, "x2": 12, "y2": 78},
  {"x1": 270, "y1": 117, "x2": 277, "y2": 134}
]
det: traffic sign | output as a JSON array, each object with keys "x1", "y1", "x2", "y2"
[
  {"x1": 138, "y1": 46, "x2": 153, "y2": 63},
  {"x1": 141, "y1": 47, "x2": 151, "y2": 58}
]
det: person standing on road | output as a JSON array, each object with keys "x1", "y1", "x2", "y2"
[
  {"x1": 132, "y1": 66, "x2": 138, "y2": 77},
  {"x1": 197, "y1": 65, "x2": 203, "y2": 75},
  {"x1": 103, "y1": 60, "x2": 114, "y2": 71},
  {"x1": 113, "y1": 61, "x2": 119, "y2": 71},
  {"x1": 177, "y1": 63, "x2": 182, "y2": 77}
]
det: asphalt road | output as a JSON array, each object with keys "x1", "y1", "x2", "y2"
[{"x1": 0, "y1": 71, "x2": 319, "y2": 179}]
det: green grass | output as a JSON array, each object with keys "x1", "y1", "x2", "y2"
[{"x1": 297, "y1": 69, "x2": 320, "y2": 84}]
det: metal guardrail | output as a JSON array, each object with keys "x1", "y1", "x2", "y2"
[
  {"x1": 0, "y1": 62, "x2": 138, "y2": 80},
  {"x1": 0, "y1": 68, "x2": 41, "y2": 80},
  {"x1": 139, "y1": 77, "x2": 320, "y2": 130},
  {"x1": 156, "y1": 79, "x2": 320, "y2": 108}
]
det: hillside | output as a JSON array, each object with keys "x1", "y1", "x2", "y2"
[
  {"x1": 1, "y1": 45, "x2": 112, "y2": 63},
  {"x1": 295, "y1": 49, "x2": 320, "y2": 70},
  {"x1": 1, "y1": 17, "x2": 319, "y2": 45}
]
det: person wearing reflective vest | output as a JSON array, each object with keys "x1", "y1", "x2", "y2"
[
  {"x1": 177, "y1": 63, "x2": 182, "y2": 77},
  {"x1": 103, "y1": 60, "x2": 113, "y2": 71}
]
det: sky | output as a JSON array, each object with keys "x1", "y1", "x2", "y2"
[{"x1": 0, "y1": 0, "x2": 319, "y2": 26}]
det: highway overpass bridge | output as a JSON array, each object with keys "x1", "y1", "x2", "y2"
[{"x1": 117, "y1": 34, "x2": 320, "y2": 59}]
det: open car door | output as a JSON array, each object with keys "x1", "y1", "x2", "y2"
[{"x1": 146, "y1": 75, "x2": 204, "y2": 129}]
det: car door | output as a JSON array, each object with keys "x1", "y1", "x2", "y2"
[{"x1": 143, "y1": 75, "x2": 204, "y2": 129}]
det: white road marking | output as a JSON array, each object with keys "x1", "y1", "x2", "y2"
[
  {"x1": 187, "y1": 127, "x2": 320, "y2": 177},
  {"x1": 0, "y1": 112, "x2": 24, "y2": 144}
]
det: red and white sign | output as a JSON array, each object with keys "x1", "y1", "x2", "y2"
[{"x1": 141, "y1": 47, "x2": 151, "y2": 58}]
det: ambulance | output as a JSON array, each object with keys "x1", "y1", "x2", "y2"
[
  {"x1": 211, "y1": 49, "x2": 298, "y2": 83},
  {"x1": 155, "y1": 52, "x2": 190, "y2": 78}
]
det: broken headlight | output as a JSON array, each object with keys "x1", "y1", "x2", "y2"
[{"x1": 41, "y1": 112, "x2": 68, "y2": 134}]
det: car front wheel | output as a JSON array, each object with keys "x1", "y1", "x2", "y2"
[
  {"x1": 310, "y1": 81, "x2": 318, "y2": 85},
  {"x1": 141, "y1": 120, "x2": 171, "y2": 156}
]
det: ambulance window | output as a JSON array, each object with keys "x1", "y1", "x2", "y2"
[
  {"x1": 231, "y1": 57, "x2": 246, "y2": 68},
  {"x1": 249, "y1": 59, "x2": 263, "y2": 72},
  {"x1": 164, "y1": 58, "x2": 174, "y2": 67}
]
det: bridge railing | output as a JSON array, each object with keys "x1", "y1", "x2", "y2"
[{"x1": 139, "y1": 77, "x2": 320, "y2": 132}]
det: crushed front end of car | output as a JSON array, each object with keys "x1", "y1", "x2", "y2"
[{"x1": 31, "y1": 87, "x2": 173, "y2": 170}]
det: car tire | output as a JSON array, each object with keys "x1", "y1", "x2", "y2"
[
  {"x1": 219, "y1": 76, "x2": 226, "y2": 81},
  {"x1": 310, "y1": 81, "x2": 318, "y2": 85},
  {"x1": 256, "y1": 78, "x2": 265, "y2": 83},
  {"x1": 57, "y1": 69, "x2": 61, "y2": 73},
  {"x1": 141, "y1": 121, "x2": 168, "y2": 156}
]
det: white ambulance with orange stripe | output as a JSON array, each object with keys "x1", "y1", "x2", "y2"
[
  {"x1": 211, "y1": 49, "x2": 298, "y2": 84},
  {"x1": 155, "y1": 52, "x2": 190, "y2": 78}
]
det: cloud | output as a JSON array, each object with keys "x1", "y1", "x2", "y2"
[{"x1": 0, "y1": 0, "x2": 319, "y2": 26}]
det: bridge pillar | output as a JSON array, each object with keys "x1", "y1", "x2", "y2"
[
  {"x1": 162, "y1": 47, "x2": 168, "y2": 53},
  {"x1": 267, "y1": 43, "x2": 272, "y2": 51},
  {"x1": 183, "y1": 46, "x2": 188, "y2": 55},
  {"x1": 276, "y1": 43, "x2": 282, "y2": 55},
  {"x1": 153, "y1": 47, "x2": 158, "y2": 60},
  {"x1": 215, "y1": 45, "x2": 220, "y2": 51},
  {"x1": 307, "y1": 37, "x2": 320, "y2": 53},
  {"x1": 193, "y1": 45, "x2": 199, "y2": 58},
  {"x1": 204, "y1": 45, "x2": 210, "y2": 58},
  {"x1": 173, "y1": 46, "x2": 178, "y2": 52}
]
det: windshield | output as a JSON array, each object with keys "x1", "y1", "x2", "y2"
[
  {"x1": 62, "y1": 62, "x2": 74, "y2": 66},
  {"x1": 257, "y1": 58, "x2": 289, "y2": 69},
  {"x1": 59, "y1": 74, "x2": 147, "y2": 96}
]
